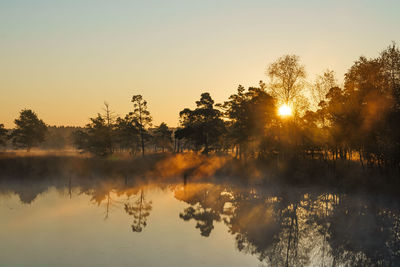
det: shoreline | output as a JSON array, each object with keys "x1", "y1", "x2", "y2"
[{"x1": 0, "y1": 152, "x2": 399, "y2": 194}]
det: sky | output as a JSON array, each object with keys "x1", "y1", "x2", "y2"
[{"x1": 1, "y1": 0, "x2": 399, "y2": 128}]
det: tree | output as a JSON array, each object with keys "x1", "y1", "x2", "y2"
[
  {"x1": 178, "y1": 93, "x2": 225, "y2": 154},
  {"x1": 114, "y1": 114, "x2": 140, "y2": 154},
  {"x1": 153, "y1": 122, "x2": 172, "y2": 152},
  {"x1": 312, "y1": 70, "x2": 337, "y2": 108},
  {"x1": 220, "y1": 83, "x2": 276, "y2": 158},
  {"x1": 380, "y1": 43, "x2": 400, "y2": 166},
  {"x1": 131, "y1": 95, "x2": 152, "y2": 156},
  {"x1": 72, "y1": 114, "x2": 113, "y2": 156},
  {"x1": 71, "y1": 129, "x2": 89, "y2": 152},
  {"x1": 102, "y1": 102, "x2": 116, "y2": 128},
  {"x1": 267, "y1": 55, "x2": 306, "y2": 105},
  {"x1": 344, "y1": 56, "x2": 394, "y2": 165},
  {"x1": 9, "y1": 109, "x2": 47, "y2": 151},
  {"x1": 0, "y1": 124, "x2": 7, "y2": 147},
  {"x1": 101, "y1": 102, "x2": 116, "y2": 153},
  {"x1": 380, "y1": 42, "x2": 400, "y2": 106}
]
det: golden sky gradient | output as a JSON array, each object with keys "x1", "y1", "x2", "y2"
[{"x1": 1, "y1": 0, "x2": 399, "y2": 128}]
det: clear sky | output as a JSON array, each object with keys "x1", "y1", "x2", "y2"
[{"x1": 1, "y1": 0, "x2": 399, "y2": 128}]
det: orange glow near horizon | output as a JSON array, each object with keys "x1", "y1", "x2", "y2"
[{"x1": 1, "y1": 1, "x2": 399, "y2": 128}]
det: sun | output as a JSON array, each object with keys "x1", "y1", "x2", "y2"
[{"x1": 278, "y1": 104, "x2": 292, "y2": 117}]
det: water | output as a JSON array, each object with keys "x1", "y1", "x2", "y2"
[{"x1": 0, "y1": 174, "x2": 399, "y2": 266}]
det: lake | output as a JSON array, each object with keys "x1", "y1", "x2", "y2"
[
  {"x1": 0, "y1": 173, "x2": 400, "y2": 266},
  {"x1": 0, "y1": 155, "x2": 399, "y2": 266}
]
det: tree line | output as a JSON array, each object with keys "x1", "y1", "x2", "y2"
[{"x1": 1, "y1": 43, "x2": 399, "y2": 169}]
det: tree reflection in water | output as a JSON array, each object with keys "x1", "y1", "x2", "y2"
[
  {"x1": 0, "y1": 172, "x2": 399, "y2": 266},
  {"x1": 176, "y1": 183, "x2": 400, "y2": 266},
  {"x1": 124, "y1": 189, "x2": 152, "y2": 232},
  {"x1": 176, "y1": 184, "x2": 229, "y2": 237},
  {"x1": 83, "y1": 181, "x2": 153, "y2": 232}
]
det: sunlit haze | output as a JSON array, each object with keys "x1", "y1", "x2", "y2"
[
  {"x1": 1, "y1": 2, "x2": 400, "y2": 265},
  {"x1": 278, "y1": 104, "x2": 292, "y2": 117},
  {"x1": 1, "y1": 0, "x2": 399, "y2": 128}
]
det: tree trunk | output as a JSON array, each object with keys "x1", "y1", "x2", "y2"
[{"x1": 140, "y1": 130, "x2": 145, "y2": 157}]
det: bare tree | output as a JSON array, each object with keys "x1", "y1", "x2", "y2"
[
  {"x1": 312, "y1": 70, "x2": 337, "y2": 108},
  {"x1": 102, "y1": 102, "x2": 116, "y2": 153},
  {"x1": 267, "y1": 55, "x2": 306, "y2": 105},
  {"x1": 102, "y1": 102, "x2": 116, "y2": 128}
]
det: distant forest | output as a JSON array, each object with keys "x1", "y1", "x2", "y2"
[{"x1": 1, "y1": 43, "x2": 400, "y2": 170}]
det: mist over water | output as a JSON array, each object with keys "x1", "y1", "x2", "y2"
[{"x1": 0, "y1": 155, "x2": 399, "y2": 266}]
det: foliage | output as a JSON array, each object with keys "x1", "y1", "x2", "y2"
[
  {"x1": 152, "y1": 122, "x2": 172, "y2": 152},
  {"x1": 220, "y1": 82, "x2": 276, "y2": 158},
  {"x1": 72, "y1": 114, "x2": 113, "y2": 156},
  {"x1": 114, "y1": 114, "x2": 140, "y2": 154},
  {"x1": 312, "y1": 69, "x2": 337, "y2": 108},
  {"x1": 0, "y1": 124, "x2": 7, "y2": 147},
  {"x1": 9, "y1": 109, "x2": 47, "y2": 151},
  {"x1": 177, "y1": 93, "x2": 225, "y2": 154},
  {"x1": 267, "y1": 54, "x2": 306, "y2": 105},
  {"x1": 131, "y1": 95, "x2": 152, "y2": 156}
]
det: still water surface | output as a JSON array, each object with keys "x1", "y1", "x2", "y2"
[{"x1": 0, "y1": 175, "x2": 399, "y2": 266}]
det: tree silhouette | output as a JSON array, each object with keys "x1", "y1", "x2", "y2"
[
  {"x1": 131, "y1": 95, "x2": 152, "y2": 157},
  {"x1": 380, "y1": 42, "x2": 400, "y2": 105},
  {"x1": 6, "y1": 42, "x2": 400, "y2": 171},
  {"x1": 0, "y1": 124, "x2": 7, "y2": 147},
  {"x1": 153, "y1": 122, "x2": 172, "y2": 152},
  {"x1": 72, "y1": 114, "x2": 113, "y2": 156},
  {"x1": 178, "y1": 93, "x2": 225, "y2": 154},
  {"x1": 220, "y1": 83, "x2": 276, "y2": 158},
  {"x1": 114, "y1": 114, "x2": 140, "y2": 154},
  {"x1": 9, "y1": 109, "x2": 47, "y2": 151},
  {"x1": 102, "y1": 102, "x2": 116, "y2": 128}
]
